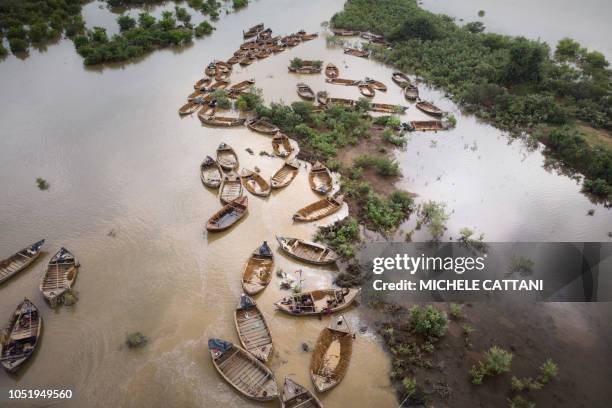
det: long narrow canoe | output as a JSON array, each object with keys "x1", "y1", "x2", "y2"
[
  {"x1": 234, "y1": 294, "x2": 273, "y2": 362},
  {"x1": 178, "y1": 101, "x2": 201, "y2": 115},
  {"x1": 297, "y1": 83, "x2": 316, "y2": 101},
  {"x1": 325, "y1": 63, "x2": 339, "y2": 79},
  {"x1": 310, "y1": 315, "x2": 353, "y2": 392},
  {"x1": 240, "y1": 169, "x2": 271, "y2": 197},
  {"x1": 0, "y1": 298, "x2": 42, "y2": 373},
  {"x1": 227, "y1": 54, "x2": 243, "y2": 65},
  {"x1": 275, "y1": 236, "x2": 339, "y2": 265},
  {"x1": 241, "y1": 242, "x2": 274, "y2": 295},
  {"x1": 230, "y1": 79, "x2": 255, "y2": 92},
  {"x1": 199, "y1": 115, "x2": 245, "y2": 127},
  {"x1": 194, "y1": 77, "x2": 212, "y2": 90},
  {"x1": 327, "y1": 97, "x2": 355, "y2": 108},
  {"x1": 208, "y1": 338, "x2": 279, "y2": 401},
  {"x1": 219, "y1": 172, "x2": 243, "y2": 204},
  {"x1": 0, "y1": 240, "x2": 44, "y2": 285},
  {"x1": 416, "y1": 101, "x2": 444, "y2": 117},
  {"x1": 370, "y1": 103, "x2": 407, "y2": 114},
  {"x1": 281, "y1": 377, "x2": 323, "y2": 408},
  {"x1": 392, "y1": 71, "x2": 411, "y2": 87},
  {"x1": 206, "y1": 196, "x2": 248, "y2": 232},
  {"x1": 343, "y1": 48, "x2": 369, "y2": 58},
  {"x1": 365, "y1": 77, "x2": 387, "y2": 91},
  {"x1": 309, "y1": 162, "x2": 333, "y2": 195},
  {"x1": 200, "y1": 156, "x2": 223, "y2": 189},
  {"x1": 275, "y1": 289, "x2": 360, "y2": 316},
  {"x1": 293, "y1": 195, "x2": 344, "y2": 222},
  {"x1": 271, "y1": 159, "x2": 300, "y2": 189},
  {"x1": 288, "y1": 66, "x2": 321, "y2": 74},
  {"x1": 407, "y1": 120, "x2": 445, "y2": 131},
  {"x1": 40, "y1": 247, "x2": 79, "y2": 305},
  {"x1": 243, "y1": 23, "x2": 264, "y2": 38},
  {"x1": 272, "y1": 133, "x2": 293, "y2": 158},
  {"x1": 247, "y1": 119, "x2": 280, "y2": 135},
  {"x1": 255, "y1": 49, "x2": 272, "y2": 59},
  {"x1": 403, "y1": 85, "x2": 419, "y2": 101},
  {"x1": 325, "y1": 78, "x2": 356, "y2": 86},
  {"x1": 216, "y1": 143, "x2": 239, "y2": 171},
  {"x1": 239, "y1": 56, "x2": 255, "y2": 66},
  {"x1": 331, "y1": 29, "x2": 359, "y2": 36},
  {"x1": 358, "y1": 83, "x2": 375, "y2": 98}
]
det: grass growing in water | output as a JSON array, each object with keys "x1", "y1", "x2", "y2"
[
  {"x1": 36, "y1": 177, "x2": 49, "y2": 190},
  {"x1": 126, "y1": 332, "x2": 148, "y2": 348},
  {"x1": 470, "y1": 346, "x2": 513, "y2": 385}
]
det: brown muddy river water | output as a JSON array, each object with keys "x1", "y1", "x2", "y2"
[{"x1": 0, "y1": 0, "x2": 610, "y2": 407}]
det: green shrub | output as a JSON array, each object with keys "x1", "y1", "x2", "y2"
[
  {"x1": 126, "y1": 332, "x2": 148, "y2": 348},
  {"x1": 402, "y1": 377, "x2": 417, "y2": 398},
  {"x1": 420, "y1": 201, "x2": 449, "y2": 240},
  {"x1": 117, "y1": 15, "x2": 136, "y2": 32},
  {"x1": 507, "y1": 396, "x2": 535, "y2": 408},
  {"x1": 354, "y1": 154, "x2": 400, "y2": 177},
  {"x1": 233, "y1": 0, "x2": 249, "y2": 9},
  {"x1": 315, "y1": 217, "x2": 360, "y2": 258},
  {"x1": 470, "y1": 346, "x2": 513, "y2": 384},
  {"x1": 212, "y1": 89, "x2": 231, "y2": 109},
  {"x1": 539, "y1": 358, "x2": 558, "y2": 384},
  {"x1": 9, "y1": 38, "x2": 28, "y2": 53},
  {"x1": 194, "y1": 21, "x2": 214, "y2": 37},
  {"x1": 409, "y1": 305, "x2": 448, "y2": 339}
]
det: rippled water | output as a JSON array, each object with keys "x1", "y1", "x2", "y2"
[{"x1": 0, "y1": 0, "x2": 610, "y2": 407}]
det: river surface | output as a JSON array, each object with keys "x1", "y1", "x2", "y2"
[{"x1": 0, "y1": 0, "x2": 610, "y2": 407}]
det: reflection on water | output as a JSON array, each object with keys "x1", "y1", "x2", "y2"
[{"x1": 0, "y1": 0, "x2": 610, "y2": 407}]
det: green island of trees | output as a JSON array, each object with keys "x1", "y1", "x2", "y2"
[{"x1": 331, "y1": 0, "x2": 611, "y2": 201}]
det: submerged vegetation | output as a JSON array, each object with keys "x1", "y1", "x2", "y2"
[
  {"x1": 126, "y1": 331, "x2": 148, "y2": 348},
  {"x1": 331, "y1": 0, "x2": 612, "y2": 200}
]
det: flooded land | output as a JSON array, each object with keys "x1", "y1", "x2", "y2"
[{"x1": 0, "y1": 0, "x2": 611, "y2": 407}]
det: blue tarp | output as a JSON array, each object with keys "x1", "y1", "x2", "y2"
[
  {"x1": 257, "y1": 241, "x2": 272, "y2": 257},
  {"x1": 208, "y1": 338, "x2": 232, "y2": 353}
]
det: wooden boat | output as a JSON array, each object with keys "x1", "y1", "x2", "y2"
[
  {"x1": 205, "y1": 62, "x2": 216, "y2": 77},
  {"x1": 0, "y1": 298, "x2": 42, "y2": 373},
  {"x1": 360, "y1": 31, "x2": 383, "y2": 41},
  {"x1": 206, "y1": 196, "x2": 248, "y2": 232},
  {"x1": 231, "y1": 79, "x2": 255, "y2": 92},
  {"x1": 297, "y1": 83, "x2": 316, "y2": 100},
  {"x1": 281, "y1": 377, "x2": 323, "y2": 408},
  {"x1": 316, "y1": 91, "x2": 328, "y2": 106},
  {"x1": 240, "y1": 168, "x2": 271, "y2": 197},
  {"x1": 327, "y1": 97, "x2": 355, "y2": 108},
  {"x1": 364, "y1": 77, "x2": 387, "y2": 91},
  {"x1": 332, "y1": 29, "x2": 359, "y2": 36},
  {"x1": 370, "y1": 103, "x2": 407, "y2": 114},
  {"x1": 247, "y1": 118, "x2": 279, "y2": 135},
  {"x1": 216, "y1": 143, "x2": 239, "y2": 170},
  {"x1": 272, "y1": 133, "x2": 293, "y2": 158},
  {"x1": 293, "y1": 195, "x2": 344, "y2": 222},
  {"x1": 325, "y1": 78, "x2": 356, "y2": 86},
  {"x1": 407, "y1": 120, "x2": 445, "y2": 131},
  {"x1": 275, "y1": 236, "x2": 339, "y2": 265},
  {"x1": 219, "y1": 172, "x2": 243, "y2": 204},
  {"x1": 187, "y1": 89, "x2": 207, "y2": 101},
  {"x1": 239, "y1": 56, "x2": 255, "y2": 66},
  {"x1": 234, "y1": 294, "x2": 273, "y2": 362},
  {"x1": 309, "y1": 161, "x2": 333, "y2": 194},
  {"x1": 197, "y1": 104, "x2": 215, "y2": 117},
  {"x1": 200, "y1": 115, "x2": 245, "y2": 127},
  {"x1": 416, "y1": 101, "x2": 444, "y2": 117},
  {"x1": 0, "y1": 240, "x2": 44, "y2": 285},
  {"x1": 215, "y1": 60, "x2": 232, "y2": 73},
  {"x1": 227, "y1": 54, "x2": 243, "y2": 65},
  {"x1": 215, "y1": 70, "x2": 230, "y2": 82},
  {"x1": 211, "y1": 80, "x2": 229, "y2": 91},
  {"x1": 344, "y1": 48, "x2": 369, "y2": 58},
  {"x1": 392, "y1": 71, "x2": 411, "y2": 87},
  {"x1": 271, "y1": 159, "x2": 300, "y2": 189},
  {"x1": 310, "y1": 315, "x2": 353, "y2": 392},
  {"x1": 194, "y1": 77, "x2": 212, "y2": 90},
  {"x1": 40, "y1": 247, "x2": 79, "y2": 305},
  {"x1": 358, "y1": 82, "x2": 375, "y2": 98},
  {"x1": 403, "y1": 85, "x2": 419, "y2": 101},
  {"x1": 271, "y1": 44, "x2": 286, "y2": 53},
  {"x1": 241, "y1": 41, "x2": 260, "y2": 50},
  {"x1": 200, "y1": 156, "x2": 223, "y2": 189},
  {"x1": 178, "y1": 101, "x2": 201, "y2": 115},
  {"x1": 274, "y1": 289, "x2": 359, "y2": 315},
  {"x1": 300, "y1": 33, "x2": 318, "y2": 41},
  {"x1": 241, "y1": 242, "x2": 274, "y2": 296},
  {"x1": 257, "y1": 28, "x2": 272, "y2": 41},
  {"x1": 243, "y1": 23, "x2": 264, "y2": 38},
  {"x1": 255, "y1": 49, "x2": 271, "y2": 59},
  {"x1": 325, "y1": 63, "x2": 339, "y2": 79},
  {"x1": 208, "y1": 338, "x2": 279, "y2": 401},
  {"x1": 288, "y1": 66, "x2": 321, "y2": 74}
]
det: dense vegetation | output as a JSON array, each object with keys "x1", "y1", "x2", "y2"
[{"x1": 332, "y1": 0, "x2": 612, "y2": 200}]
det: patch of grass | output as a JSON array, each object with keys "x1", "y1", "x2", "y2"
[
  {"x1": 507, "y1": 396, "x2": 535, "y2": 408},
  {"x1": 126, "y1": 332, "x2": 148, "y2": 348},
  {"x1": 402, "y1": 377, "x2": 417, "y2": 398},
  {"x1": 409, "y1": 305, "x2": 448, "y2": 339},
  {"x1": 315, "y1": 217, "x2": 360, "y2": 258},
  {"x1": 470, "y1": 346, "x2": 513, "y2": 385},
  {"x1": 449, "y1": 303, "x2": 462, "y2": 320},
  {"x1": 354, "y1": 154, "x2": 401, "y2": 177},
  {"x1": 420, "y1": 201, "x2": 449, "y2": 240}
]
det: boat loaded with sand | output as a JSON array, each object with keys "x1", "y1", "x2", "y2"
[
  {"x1": 206, "y1": 196, "x2": 248, "y2": 232},
  {"x1": 272, "y1": 133, "x2": 294, "y2": 157},
  {"x1": 240, "y1": 168, "x2": 271, "y2": 197},
  {"x1": 364, "y1": 77, "x2": 387, "y2": 91},
  {"x1": 178, "y1": 101, "x2": 202, "y2": 116},
  {"x1": 247, "y1": 118, "x2": 280, "y2": 135},
  {"x1": 370, "y1": 103, "x2": 407, "y2": 114},
  {"x1": 392, "y1": 71, "x2": 411, "y2": 87},
  {"x1": 310, "y1": 315, "x2": 353, "y2": 392},
  {"x1": 344, "y1": 48, "x2": 369, "y2": 58},
  {"x1": 274, "y1": 289, "x2": 360, "y2": 316},
  {"x1": 219, "y1": 172, "x2": 243, "y2": 204},
  {"x1": 0, "y1": 298, "x2": 42, "y2": 373},
  {"x1": 0, "y1": 240, "x2": 44, "y2": 285},
  {"x1": 325, "y1": 63, "x2": 339, "y2": 79},
  {"x1": 230, "y1": 79, "x2": 255, "y2": 92},
  {"x1": 293, "y1": 195, "x2": 344, "y2": 222},
  {"x1": 406, "y1": 120, "x2": 445, "y2": 131},
  {"x1": 297, "y1": 83, "x2": 316, "y2": 100},
  {"x1": 193, "y1": 77, "x2": 212, "y2": 90},
  {"x1": 40, "y1": 247, "x2": 79, "y2": 305},
  {"x1": 357, "y1": 82, "x2": 375, "y2": 97},
  {"x1": 241, "y1": 242, "x2": 274, "y2": 295},
  {"x1": 216, "y1": 143, "x2": 239, "y2": 170},
  {"x1": 416, "y1": 101, "x2": 444, "y2": 117},
  {"x1": 234, "y1": 294, "x2": 273, "y2": 362},
  {"x1": 404, "y1": 85, "x2": 419, "y2": 101},
  {"x1": 199, "y1": 114, "x2": 245, "y2": 127},
  {"x1": 275, "y1": 236, "x2": 339, "y2": 265},
  {"x1": 271, "y1": 159, "x2": 300, "y2": 189},
  {"x1": 281, "y1": 377, "x2": 323, "y2": 408},
  {"x1": 208, "y1": 338, "x2": 279, "y2": 401},
  {"x1": 325, "y1": 78, "x2": 356, "y2": 86},
  {"x1": 309, "y1": 162, "x2": 333, "y2": 194},
  {"x1": 200, "y1": 156, "x2": 223, "y2": 189}
]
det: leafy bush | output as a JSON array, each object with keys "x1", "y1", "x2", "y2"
[
  {"x1": 126, "y1": 332, "x2": 148, "y2": 348},
  {"x1": 470, "y1": 346, "x2": 513, "y2": 384},
  {"x1": 212, "y1": 89, "x2": 231, "y2": 109},
  {"x1": 382, "y1": 128, "x2": 406, "y2": 146},
  {"x1": 9, "y1": 38, "x2": 28, "y2": 53},
  {"x1": 233, "y1": 0, "x2": 249, "y2": 9},
  {"x1": 409, "y1": 305, "x2": 448, "y2": 339},
  {"x1": 354, "y1": 154, "x2": 401, "y2": 177},
  {"x1": 508, "y1": 396, "x2": 535, "y2": 408},
  {"x1": 117, "y1": 15, "x2": 136, "y2": 32},
  {"x1": 420, "y1": 201, "x2": 448, "y2": 240},
  {"x1": 402, "y1": 377, "x2": 417, "y2": 398},
  {"x1": 194, "y1": 21, "x2": 214, "y2": 37},
  {"x1": 315, "y1": 217, "x2": 360, "y2": 258}
]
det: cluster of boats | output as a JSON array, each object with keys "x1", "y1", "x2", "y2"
[{"x1": 0, "y1": 241, "x2": 80, "y2": 373}]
